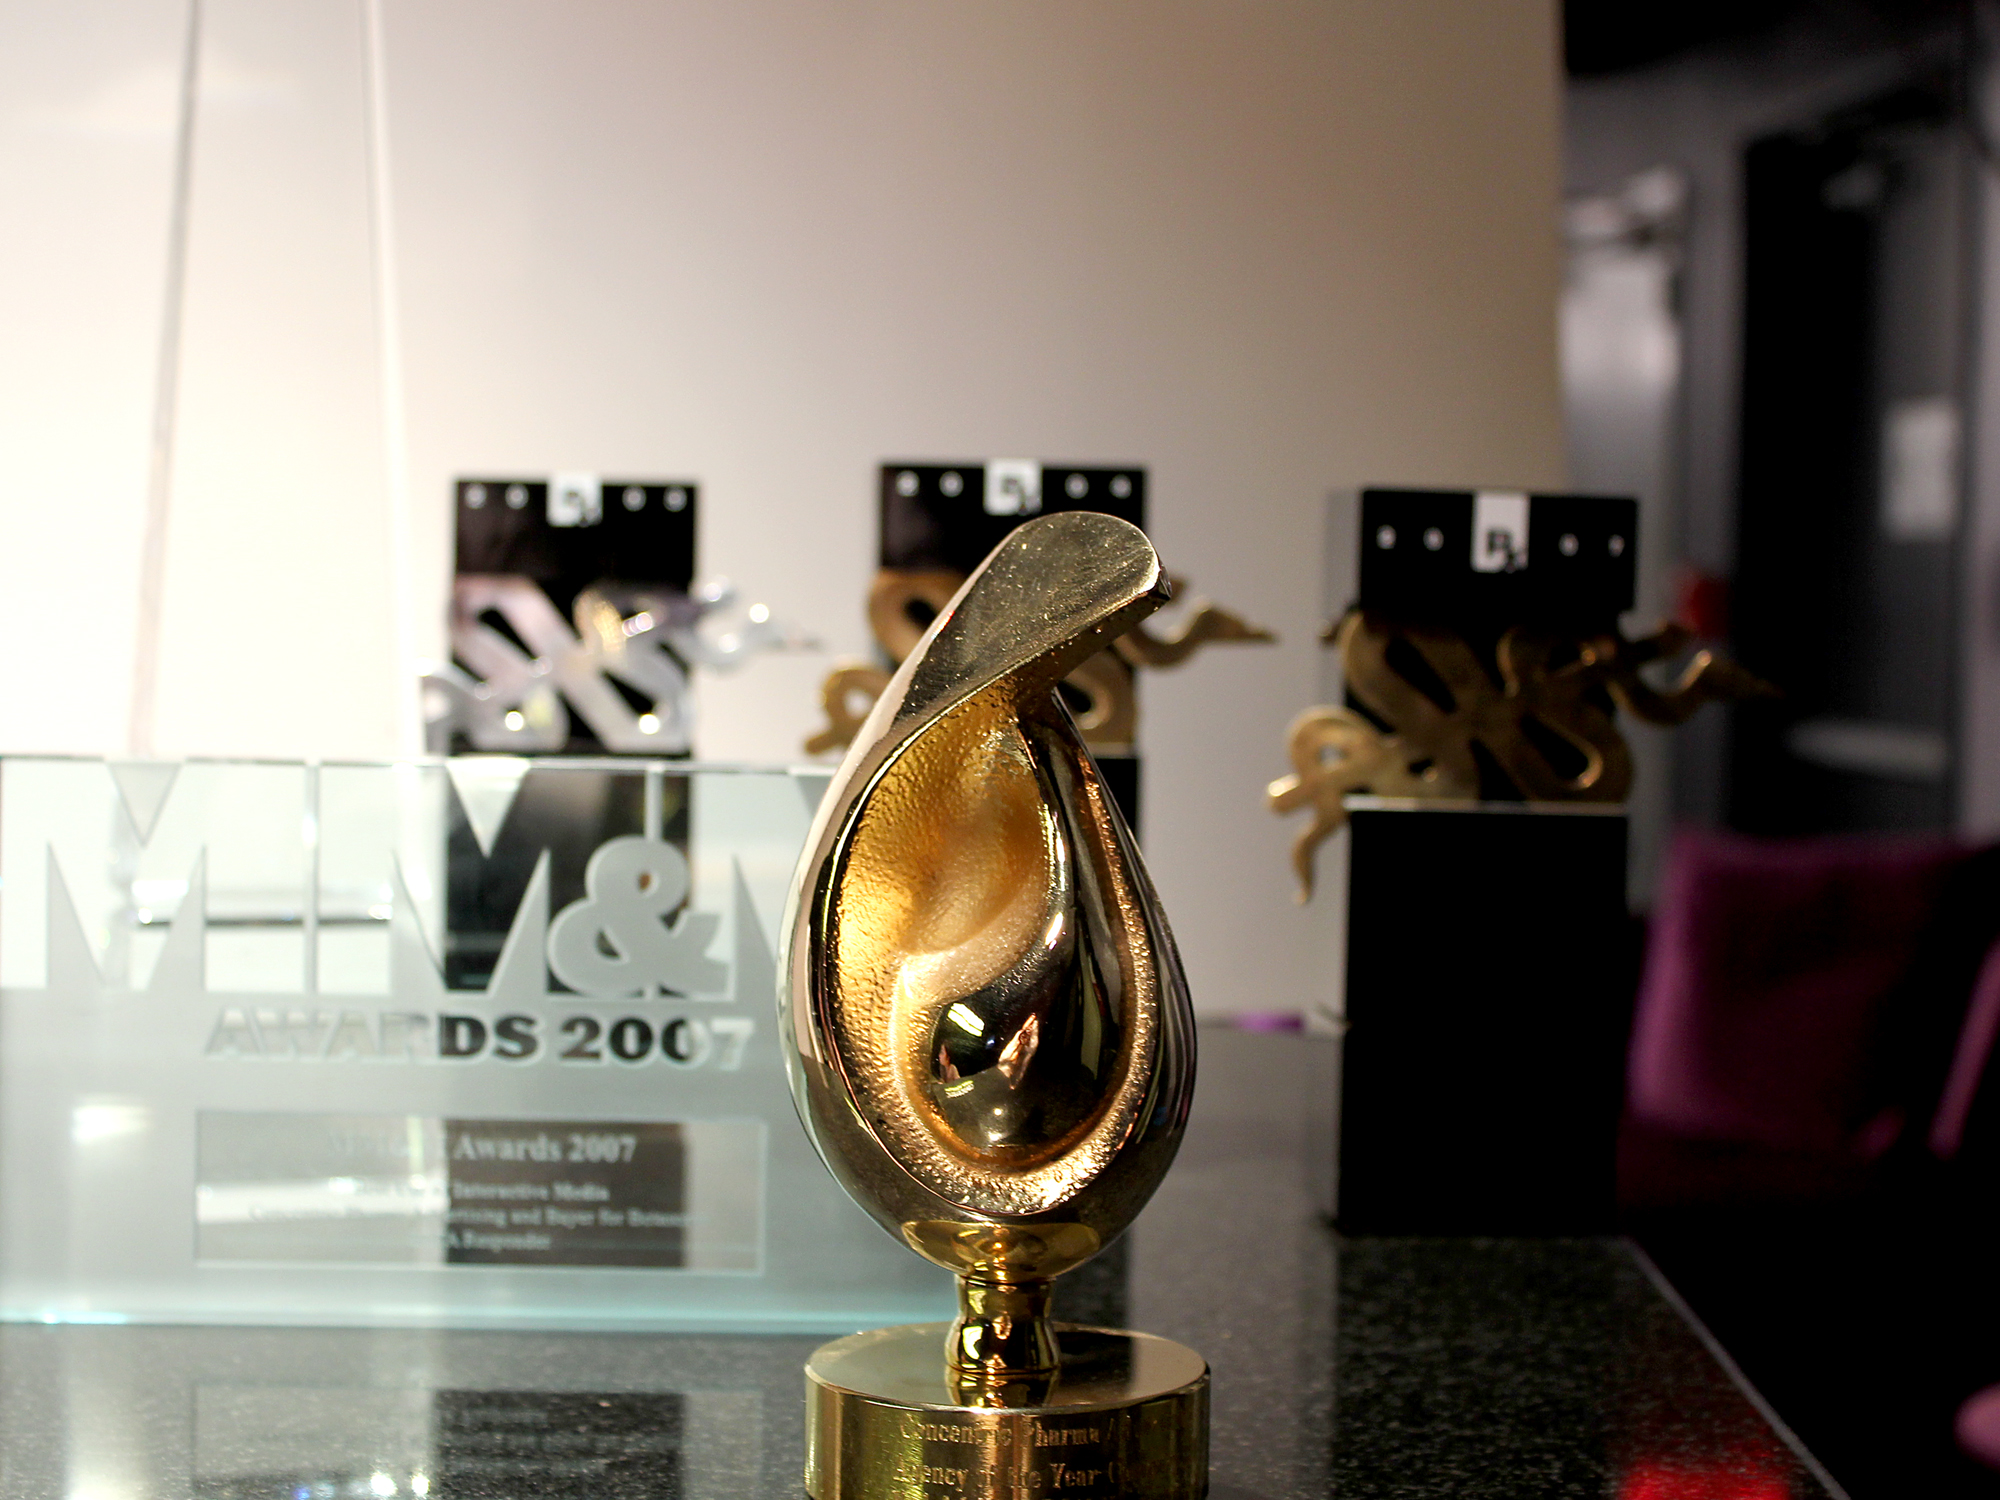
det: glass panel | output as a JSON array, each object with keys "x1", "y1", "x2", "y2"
[{"x1": 0, "y1": 755, "x2": 947, "y2": 1331}]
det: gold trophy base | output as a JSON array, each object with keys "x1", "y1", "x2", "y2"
[{"x1": 805, "y1": 1322, "x2": 1209, "y2": 1500}]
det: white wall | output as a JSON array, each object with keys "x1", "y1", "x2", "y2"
[
  {"x1": 0, "y1": 0, "x2": 1567, "y2": 1016},
  {"x1": 0, "y1": 1, "x2": 186, "y2": 756},
  {"x1": 163, "y1": 0, "x2": 402, "y2": 760}
]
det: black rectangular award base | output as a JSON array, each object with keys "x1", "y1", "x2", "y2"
[{"x1": 1333, "y1": 802, "x2": 1633, "y2": 1235}]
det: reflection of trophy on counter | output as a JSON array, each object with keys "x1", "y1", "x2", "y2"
[
  {"x1": 806, "y1": 462, "x2": 1272, "y2": 781},
  {"x1": 781, "y1": 511, "x2": 1208, "y2": 1500}
]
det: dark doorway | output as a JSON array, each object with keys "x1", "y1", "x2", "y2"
[{"x1": 1729, "y1": 81, "x2": 1967, "y2": 834}]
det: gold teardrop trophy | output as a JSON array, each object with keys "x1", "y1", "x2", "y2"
[{"x1": 780, "y1": 512, "x2": 1208, "y2": 1500}]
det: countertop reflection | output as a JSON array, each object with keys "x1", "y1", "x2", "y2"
[{"x1": 0, "y1": 1031, "x2": 1834, "y2": 1499}]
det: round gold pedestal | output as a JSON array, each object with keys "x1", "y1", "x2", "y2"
[{"x1": 805, "y1": 1323, "x2": 1209, "y2": 1500}]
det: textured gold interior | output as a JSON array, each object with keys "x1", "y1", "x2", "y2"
[{"x1": 825, "y1": 681, "x2": 1154, "y2": 1218}]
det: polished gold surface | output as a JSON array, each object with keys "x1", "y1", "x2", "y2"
[
  {"x1": 805, "y1": 564, "x2": 1272, "y2": 756},
  {"x1": 783, "y1": 511, "x2": 1193, "y2": 1275},
  {"x1": 781, "y1": 512, "x2": 1206, "y2": 1496},
  {"x1": 827, "y1": 675, "x2": 1157, "y2": 1220},
  {"x1": 1268, "y1": 610, "x2": 1779, "y2": 899},
  {"x1": 806, "y1": 1324, "x2": 1209, "y2": 1500}
]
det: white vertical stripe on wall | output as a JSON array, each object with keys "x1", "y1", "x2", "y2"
[
  {"x1": 0, "y1": 0, "x2": 186, "y2": 755},
  {"x1": 152, "y1": 0, "x2": 398, "y2": 760}
]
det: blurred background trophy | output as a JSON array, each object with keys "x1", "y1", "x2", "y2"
[
  {"x1": 418, "y1": 473, "x2": 813, "y2": 988},
  {"x1": 1269, "y1": 487, "x2": 1773, "y2": 1234},
  {"x1": 425, "y1": 473, "x2": 809, "y2": 756},
  {"x1": 781, "y1": 512, "x2": 1208, "y2": 1500},
  {"x1": 805, "y1": 460, "x2": 1274, "y2": 828}
]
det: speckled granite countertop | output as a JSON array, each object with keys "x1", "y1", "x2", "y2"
[{"x1": 0, "y1": 1032, "x2": 1836, "y2": 1499}]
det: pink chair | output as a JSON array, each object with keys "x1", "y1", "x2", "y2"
[
  {"x1": 1937, "y1": 937, "x2": 2000, "y2": 1475},
  {"x1": 1929, "y1": 937, "x2": 2000, "y2": 1162},
  {"x1": 1958, "y1": 1384, "x2": 2000, "y2": 1470},
  {"x1": 1622, "y1": 828, "x2": 1978, "y2": 1208}
]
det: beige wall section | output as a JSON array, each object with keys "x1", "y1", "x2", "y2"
[{"x1": 0, "y1": 0, "x2": 1564, "y2": 1014}]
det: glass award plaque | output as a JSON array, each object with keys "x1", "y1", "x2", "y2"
[{"x1": 0, "y1": 756, "x2": 952, "y2": 1330}]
